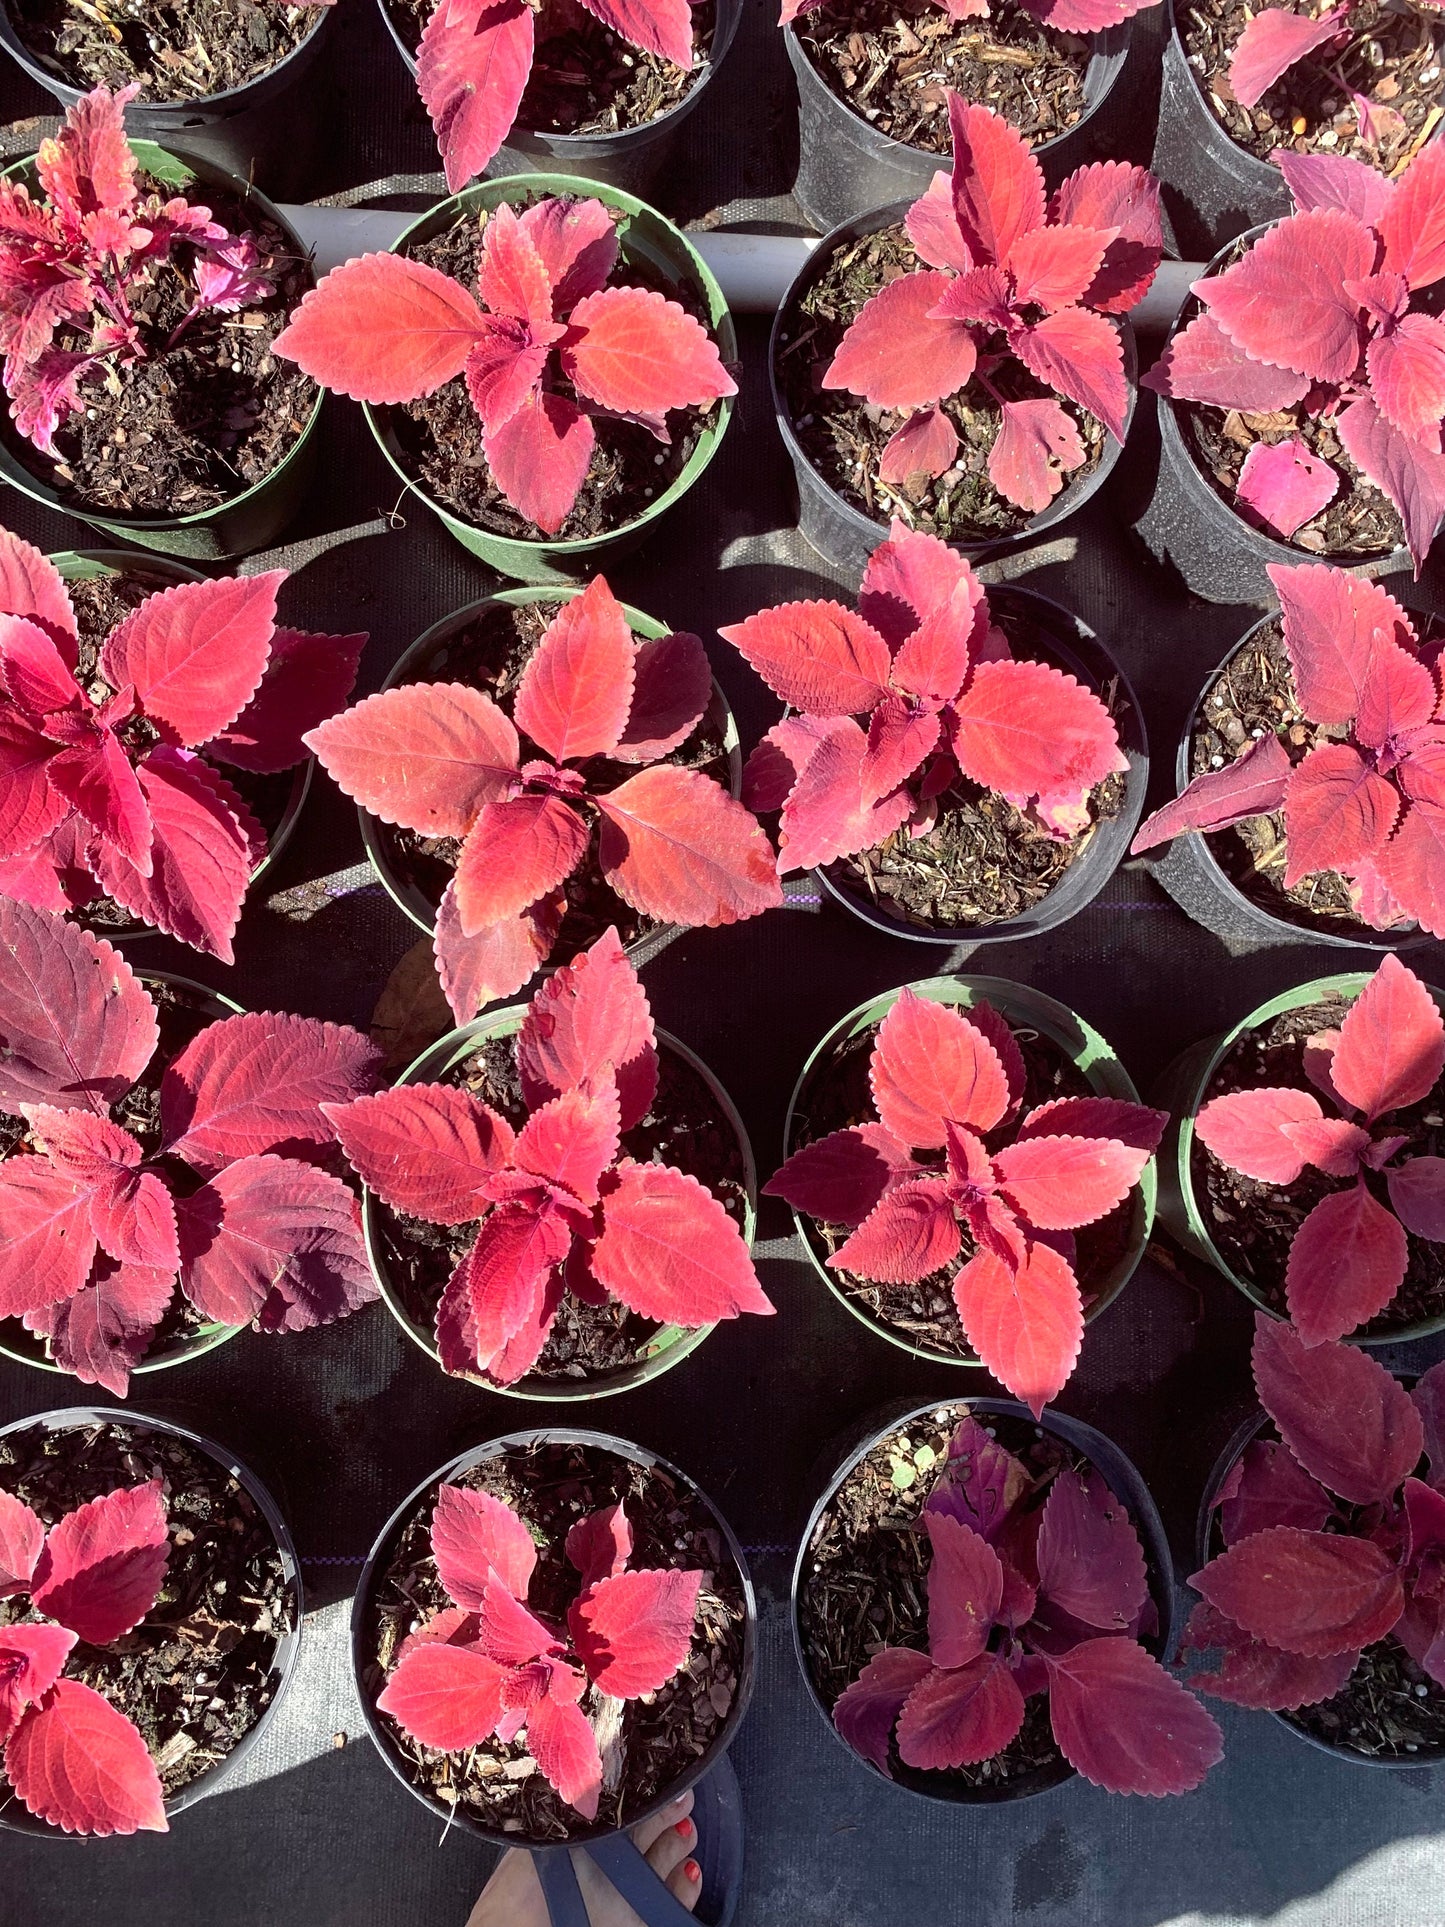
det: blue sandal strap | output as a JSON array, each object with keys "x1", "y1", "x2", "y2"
[
  {"x1": 534, "y1": 1849, "x2": 591, "y2": 1927},
  {"x1": 586, "y1": 1833, "x2": 705, "y2": 1926}
]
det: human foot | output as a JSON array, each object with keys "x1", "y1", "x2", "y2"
[{"x1": 466, "y1": 1791, "x2": 702, "y2": 1927}]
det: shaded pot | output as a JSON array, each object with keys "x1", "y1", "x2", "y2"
[
  {"x1": 364, "y1": 1004, "x2": 757, "y2": 1398},
  {"x1": 786, "y1": 20, "x2": 1133, "y2": 235},
  {"x1": 771, "y1": 200, "x2": 1138, "y2": 577},
  {"x1": 0, "y1": 1403, "x2": 303, "y2": 1834},
  {"x1": 378, "y1": 0, "x2": 742, "y2": 199},
  {"x1": 1154, "y1": 970, "x2": 1445, "y2": 1345},
  {"x1": 365, "y1": 175, "x2": 736, "y2": 584},
  {"x1": 816, "y1": 586, "x2": 1147, "y2": 945},
  {"x1": 351, "y1": 1426, "x2": 757, "y2": 1838},
  {"x1": 792, "y1": 1395, "x2": 1175, "y2": 1803},
  {"x1": 780, "y1": 974, "x2": 1158, "y2": 1365}
]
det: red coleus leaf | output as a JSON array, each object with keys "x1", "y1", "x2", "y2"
[
  {"x1": 1283, "y1": 742, "x2": 1398, "y2": 887},
  {"x1": 592, "y1": 1160, "x2": 772, "y2": 1324},
  {"x1": 952, "y1": 1239, "x2": 1083, "y2": 1417},
  {"x1": 5, "y1": 1679, "x2": 167, "y2": 1835},
  {"x1": 434, "y1": 882, "x2": 565, "y2": 1025},
  {"x1": 1271, "y1": 562, "x2": 1414, "y2": 730},
  {"x1": 1216, "y1": 1439, "x2": 1334, "y2": 1544},
  {"x1": 517, "y1": 198, "x2": 618, "y2": 315},
  {"x1": 202, "y1": 627, "x2": 364, "y2": 775},
  {"x1": 1367, "y1": 311, "x2": 1445, "y2": 447},
  {"x1": 515, "y1": 1085, "x2": 622, "y2": 1208},
  {"x1": 527, "y1": 1671, "x2": 603, "y2": 1819},
  {"x1": 833, "y1": 1176, "x2": 960, "y2": 1283},
  {"x1": 464, "y1": 314, "x2": 553, "y2": 434},
  {"x1": 1196, "y1": 1084, "x2": 1327, "y2": 1184},
  {"x1": 1285, "y1": 1180, "x2": 1409, "y2": 1344},
  {"x1": 1012, "y1": 306, "x2": 1129, "y2": 443},
  {"x1": 987, "y1": 397, "x2": 1085, "y2": 514},
  {"x1": 1404, "y1": 1475, "x2": 1445, "y2": 1567},
  {"x1": 566, "y1": 1504, "x2": 632, "y2": 1588},
  {"x1": 326, "y1": 1083, "x2": 514, "y2": 1224},
  {"x1": 613, "y1": 630, "x2": 712, "y2": 764},
  {"x1": 595, "y1": 764, "x2": 783, "y2": 926},
  {"x1": 0, "y1": 707, "x2": 68, "y2": 859},
  {"x1": 1414, "y1": 1359, "x2": 1445, "y2": 1483},
  {"x1": 483, "y1": 388, "x2": 597, "y2": 537},
  {"x1": 562, "y1": 286, "x2": 735, "y2": 416},
  {"x1": 1356, "y1": 637, "x2": 1436, "y2": 752},
  {"x1": 24, "y1": 1104, "x2": 175, "y2": 1269},
  {"x1": 1191, "y1": 1526, "x2": 1403, "y2": 1656},
  {"x1": 1035, "y1": 1468, "x2": 1148, "y2": 1631},
  {"x1": 949, "y1": 658, "x2": 1123, "y2": 810},
  {"x1": 476, "y1": 201, "x2": 554, "y2": 330},
  {"x1": 1198, "y1": 208, "x2": 1376, "y2": 385},
  {"x1": 773, "y1": 717, "x2": 912, "y2": 871},
  {"x1": 1142, "y1": 311, "x2": 1312, "y2": 411},
  {"x1": 31, "y1": 1480, "x2": 168, "y2": 1644},
  {"x1": 1050, "y1": 161, "x2": 1164, "y2": 314},
  {"x1": 1378, "y1": 793, "x2": 1445, "y2": 933},
  {"x1": 431, "y1": 1483, "x2": 537, "y2": 1606},
  {"x1": 575, "y1": 0, "x2": 694, "y2": 64},
  {"x1": 23, "y1": 1258, "x2": 175, "y2": 1399},
  {"x1": 764, "y1": 1122, "x2": 914, "y2": 1226},
  {"x1": 1276, "y1": 1113, "x2": 1370, "y2": 1180},
  {"x1": 49, "y1": 724, "x2": 152, "y2": 876},
  {"x1": 924, "y1": 1417, "x2": 1032, "y2": 1543},
  {"x1": 378, "y1": 1638, "x2": 509, "y2": 1749},
  {"x1": 417, "y1": 0, "x2": 533, "y2": 193},
  {"x1": 1180, "y1": 1600, "x2": 1358, "y2": 1710},
  {"x1": 992, "y1": 1133, "x2": 1150, "y2": 1231},
  {"x1": 515, "y1": 926, "x2": 658, "y2": 1132},
  {"x1": 824, "y1": 270, "x2": 978, "y2": 411},
  {"x1": 1230, "y1": 4, "x2": 1347, "y2": 108},
  {"x1": 0, "y1": 613, "x2": 83, "y2": 715},
  {"x1": 1331, "y1": 952, "x2": 1445, "y2": 1120},
  {"x1": 1387, "y1": 1154, "x2": 1445, "y2": 1238},
  {"x1": 1043, "y1": 1638, "x2": 1223, "y2": 1795},
  {"x1": 513, "y1": 577, "x2": 635, "y2": 764},
  {"x1": 832, "y1": 1647, "x2": 935, "y2": 1774},
  {"x1": 1379, "y1": 141, "x2": 1445, "y2": 292},
  {"x1": 0, "y1": 1157, "x2": 96, "y2": 1317},
  {"x1": 274, "y1": 252, "x2": 486, "y2": 402},
  {"x1": 1006, "y1": 223, "x2": 1117, "y2": 313},
  {"x1": 1276, "y1": 148, "x2": 1393, "y2": 223},
  {"x1": 922, "y1": 1510, "x2": 1004, "y2": 1667},
  {"x1": 1131, "y1": 733, "x2": 1292, "y2": 854},
  {"x1": 0, "y1": 1623, "x2": 75, "y2": 1741},
  {"x1": 896, "y1": 1650, "x2": 1026, "y2": 1771},
  {"x1": 305, "y1": 683, "x2": 519, "y2": 838},
  {"x1": 1236, "y1": 435, "x2": 1339, "y2": 540},
  {"x1": 0, "y1": 900, "x2": 156, "y2": 1115},
  {"x1": 99, "y1": 572, "x2": 282, "y2": 749},
  {"x1": 1016, "y1": 1096, "x2": 1164, "y2": 1153},
  {"x1": 0, "y1": 529, "x2": 77, "y2": 648},
  {"x1": 0, "y1": 1491, "x2": 44, "y2": 1595},
  {"x1": 945, "y1": 94, "x2": 1045, "y2": 266},
  {"x1": 1337, "y1": 394, "x2": 1445, "y2": 575},
  {"x1": 1254, "y1": 1316, "x2": 1425, "y2": 1503},
  {"x1": 720, "y1": 599, "x2": 892, "y2": 716},
  {"x1": 869, "y1": 989, "x2": 1011, "y2": 1146},
  {"x1": 858, "y1": 518, "x2": 980, "y2": 648},
  {"x1": 569, "y1": 1566, "x2": 702, "y2": 1698},
  {"x1": 877, "y1": 405, "x2": 959, "y2": 489},
  {"x1": 860, "y1": 698, "x2": 940, "y2": 807},
  {"x1": 440, "y1": 1203, "x2": 571, "y2": 1381},
  {"x1": 455, "y1": 791, "x2": 590, "y2": 935}
]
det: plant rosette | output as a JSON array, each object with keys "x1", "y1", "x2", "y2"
[
  {"x1": 0, "y1": 899, "x2": 386, "y2": 1395},
  {"x1": 0, "y1": 90, "x2": 324, "y2": 562},
  {"x1": 0, "y1": 1405, "x2": 301, "y2": 1837},
  {"x1": 323, "y1": 577, "x2": 773, "y2": 1025},
  {"x1": 1160, "y1": 954, "x2": 1445, "y2": 1347},
  {"x1": 331, "y1": 927, "x2": 767, "y2": 1400},
  {"x1": 769, "y1": 976, "x2": 1163, "y2": 1410},
  {"x1": 274, "y1": 178, "x2": 737, "y2": 584},
  {"x1": 1185, "y1": 1318, "x2": 1445, "y2": 1768},
  {"x1": 793, "y1": 1397, "x2": 1222, "y2": 1802},
  {"x1": 352, "y1": 1428, "x2": 755, "y2": 1840}
]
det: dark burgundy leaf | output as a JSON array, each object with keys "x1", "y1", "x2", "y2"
[
  {"x1": 1253, "y1": 1316, "x2": 1424, "y2": 1503},
  {"x1": 1035, "y1": 1467, "x2": 1148, "y2": 1631},
  {"x1": 0, "y1": 900, "x2": 156, "y2": 1114},
  {"x1": 1180, "y1": 1599, "x2": 1358, "y2": 1710},
  {"x1": 1191, "y1": 1526, "x2": 1403, "y2": 1655},
  {"x1": 1216, "y1": 1440, "x2": 1335, "y2": 1545},
  {"x1": 764, "y1": 1122, "x2": 914, "y2": 1226},
  {"x1": 832, "y1": 1647, "x2": 933, "y2": 1774},
  {"x1": 1044, "y1": 1638, "x2": 1223, "y2": 1794},
  {"x1": 895, "y1": 1651, "x2": 1026, "y2": 1770}
]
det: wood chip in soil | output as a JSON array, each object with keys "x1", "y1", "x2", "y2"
[
  {"x1": 775, "y1": 221, "x2": 1109, "y2": 542},
  {"x1": 7, "y1": 0, "x2": 324, "y2": 98},
  {"x1": 363, "y1": 1438, "x2": 747, "y2": 1839}
]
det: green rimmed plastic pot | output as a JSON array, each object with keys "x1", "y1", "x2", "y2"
[
  {"x1": 364, "y1": 175, "x2": 737, "y2": 584},
  {"x1": 358, "y1": 584, "x2": 743, "y2": 981},
  {"x1": 1156, "y1": 970, "x2": 1445, "y2": 1347},
  {"x1": 0, "y1": 144, "x2": 323, "y2": 562},
  {"x1": 363, "y1": 1004, "x2": 758, "y2": 1400},
  {"x1": 0, "y1": 970, "x2": 246, "y2": 1381},
  {"x1": 779, "y1": 975, "x2": 1158, "y2": 1365}
]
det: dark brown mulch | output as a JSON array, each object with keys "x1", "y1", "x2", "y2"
[
  {"x1": 0, "y1": 1416, "x2": 296, "y2": 1804},
  {"x1": 787, "y1": 1009, "x2": 1135, "y2": 1353},
  {"x1": 1193, "y1": 995, "x2": 1445, "y2": 1334},
  {"x1": 795, "y1": 0, "x2": 1093, "y2": 153},
  {"x1": 1180, "y1": 0, "x2": 1445, "y2": 171},
  {"x1": 382, "y1": 203, "x2": 725, "y2": 542},
  {"x1": 375, "y1": 597, "x2": 729, "y2": 961},
  {"x1": 775, "y1": 222, "x2": 1109, "y2": 542},
  {"x1": 378, "y1": 1028, "x2": 750, "y2": 1384},
  {"x1": 363, "y1": 1438, "x2": 747, "y2": 1839},
  {"x1": 7, "y1": 0, "x2": 323, "y2": 98}
]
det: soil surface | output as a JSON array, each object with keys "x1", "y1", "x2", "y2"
[
  {"x1": 795, "y1": 0, "x2": 1093, "y2": 153},
  {"x1": 1193, "y1": 993, "x2": 1445, "y2": 1334},
  {"x1": 0, "y1": 1416, "x2": 296, "y2": 1810},
  {"x1": 374, "y1": 598, "x2": 729, "y2": 962},
  {"x1": 7, "y1": 0, "x2": 323, "y2": 98},
  {"x1": 1180, "y1": 0, "x2": 1445, "y2": 172},
  {"x1": 776, "y1": 222, "x2": 1111, "y2": 542},
  {"x1": 382, "y1": 202, "x2": 725, "y2": 542},
  {"x1": 378, "y1": 1026, "x2": 750, "y2": 1385},
  {"x1": 787, "y1": 1006, "x2": 1136, "y2": 1353},
  {"x1": 363, "y1": 1437, "x2": 747, "y2": 1838}
]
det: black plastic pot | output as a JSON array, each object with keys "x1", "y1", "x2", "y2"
[
  {"x1": 772, "y1": 202, "x2": 1138, "y2": 578},
  {"x1": 377, "y1": 0, "x2": 741, "y2": 199},
  {"x1": 351, "y1": 1427, "x2": 757, "y2": 1840},
  {"x1": 791, "y1": 1396, "x2": 1176, "y2": 1803},
  {"x1": 785, "y1": 20, "x2": 1133, "y2": 234},
  {"x1": 0, "y1": 1404, "x2": 303, "y2": 1835},
  {"x1": 818, "y1": 588, "x2": 1148, "y2": 946},
  {"x1": 1196, "y1": 1410, "x2": 1445, "y2": 1768}
]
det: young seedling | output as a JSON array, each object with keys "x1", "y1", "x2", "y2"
[
  {"x1": 327, "y1": 927, "x2": 773, "y2": 1386},
  {"x1": 307, "y1": 574, "x2": 780, "y2": 1019},
  {"x1": 830, "y1": 1414, "x2": 1222, "y2": 1793},
  {"x1": 1132, "y1": 564, "x2": 1445, "y2": 936},
  {"x1": 1184, "y1": 1317, "x2": 1445, "y2": 1721},
  {"x1": 0, "y1": 899, "x2": 384, "y2": 1393},
  {"x1": 1143, "y1": 146, "x2": 1445, "y2": 570},
  {"x1": 274, "y1": 197, "x2": 736, "y2": 537},
  {"x1": 0, "y1": 528, "x2": 364, "y2": 960},
  {"x1": 783, "y1": 0, "x2": 1154, "y2": 39},
  {"x1": 766, "y1": 988, "x2": 1166, "y2": 1411},
  {"x1": 1191, "y1": 953, "x2": 1445, "y2": 1344},
  {"x1": 377, "y1": 1484, "x2": 704, "y2": 1819},
  {"x1": 817, "y1": 95, "x2": 1162, "y2": 513}
]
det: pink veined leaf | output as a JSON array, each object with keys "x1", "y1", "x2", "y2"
[
  {"x1": 992, "y1": 1133, "x2": 1150, "y2": 1231},
  {"x1": 929, "y1": 264, "x2": 1016, "y2": 329},
  {"x1": 896, "y1": 1650, "x2": 1026, "y2": 1771},
  {"x1": 1368, "y1": 311, "x2": 1445, "y2": 449},
  {"x1": 1035, "y1": 1468, "x2": 1148, "y2": 1631},
  {"x1": 31, "y1": 1480, "x2": 168, "y2": 1644},
  {"x1": 952, "y1": 1239, "x2": 1084, "y2": 1416},
  {"x1": 1342, "y1": 267, "x2": 1412, "y2": 329},
  {"x1": 569, "y1": 1566, "x2": 702, "y2": 1697},
  {"x1": 0, "y1": 613, "x2": 83, "y2": 715},
  {"x1": 1012, "y1": 306, "x2": 1129, "y2": 442},
  {"x1": 1195, "y1": 1084, "x2": 1326, "y2": 1184},
  {"x1": 1275, "y1": 148, "x2": 1394, "y2": 225},
  {"x1": 324, "y1": 1083, "x2": 515, "y2": 1224},
  {"x1": 378, "y1": 1641, "x2": 508, "y2": 1751},
  {"x1": 1283, "y1": 742, "x2": 1399, "y2": 886},
  {"x1": 527, "y1": 1673, "x2": 603, "y2": 1819},
  {"x1": 514, "y1": 1084, "x2": 622, "y2": 1208},
  {"x1": 922, "y1": 1510, "x2": 1004, "y2": 1667},
  {"x1": 440, "y1": 1204, "x2": 570, "y2": 1381},
  {"x1": 479, "y1": 1266, "x2": 566, "y2": 1384},
  {"x1": 595, "y1": 764, "x2": 783, "y2": 925},
  {"x1": 463, "y1": 315, "x2": 552, "y2": 434},
  {"x1": 1387, "y1": 1155, "x2": 1445, "y2": 1239},
  {"x1": 924, "y1": 1417, "x2": 1032, "y2": 1542},
  {"x1": 0, "y1": 901, "x2": 157, "y2": 1115},
  {"x1": 23, "y1": 1259, "x2": 175, "y2": 1399},
  {"x1": 1141, "y1": 311, "x2": 1312, "y2": 411},
  {"x1": 0, "y1": 528, "x2": 77, "y2": 650},
  {"x1": 513, "y1": 578, "x2": 636, "y2": 764},
  {"x1": 877, "y1": 406, "x2": 960, "y2": 489},
  {"x1": 0, "y1": 707, "x2": 69, "y2": 859},
  {"x1": 482, "y1": 387, "x2": 597, "y2": 536},
  {"x1": 987, "y1": 397, "x2": 1086, "y2": 514},
  {"x1": 1252, "y1": 1315, "x2": 1425, "y2": 1503},
  {"x1": 905, "y1": 167, "x2": 974, "y2": 274},
  {"x1": 890, "y1": 583, "x2": 985, "y2": 705},
  {"x1": 0, "y1": 1490, "x2": 45, "y2": 1596},
  {"x1": 769, "y1": 717, "x2": 909, "y2": 871},
  {"x1": 1330, "y1": 953, "x2": 1445, "y2": 1120},
  {"x1": 949, "y1": 657, "x2": 1123, "y2": 808},
  {"x1": 1236, "y1": 436, "x2": 1340, "y2": 539},
  {"x1": 561, "y1": 286, "x2": 735, "y2": 416},
  {"x1": 0, "y1": 1157, "x2": 96, "y2": 1317},
  {"x1": 1379, "y1": 795, "x2": 1445, "y2": 935},
  {"x1": 99, "y1": 572, "x2": 283, "y2": 749},
  {"x1": 23, "y1": 1105, "x2": 174, "y2": 1269},
  {"x1": 719, "y1": 599, "x2": 892, "y2": 715},
  {"x1": 1197, "y1": 208, "x2": 1376, "y2": 385},
  {"x1": 35, "y1": 81, "x2": 139, "y2": 218},
  {"x1": 47, "y1": 723, "x2": 153, "y2": 877},
  {"x1": 1355, "y1": 647, "x2": 1438, "y2": 760},
  {"x1": 203, "y1": 627, "x2": 365, "y2": 774},
  {"x1": 1270, "y1": 561, "x2": 1414, "y2": 729},
  {"x1": 433, "y1": 882, "x2": 565, "y2": 1025},
  {"x1": 431, "y1": 1483, "x2": 537, "y2": 1606},
  {"x1": 418, "y1": 0, "x2": 534, "y2": 193},
  {"x1": 764, "y1": 1123, "x2": 915, "y2": 1226},
  {"x1": 1018, "y1": 0, "x2": 1156, "y2": 26},
  {"x1": 1050, "y1": 161, "x2": 1164, "y2": 313},
  {"x1": 1043, "y1": 1638, "x2": 1223, "y2": 1795},
  {"x1": 0, "y1": 1624, "x2": 76, "y2": 1741},
  {"x1": 565, "y1": 1504, "x2": 632, "y2": 1587},
  {"x1": 471, "y1": 1579, "x2": 564, "y2": 1667},
  {"x1": 1230, "y1": 4, "x2": 1348, "y2": 108},
  {"x1": 574, "y1": 0, "x2": 694, "y2": 62},
  {"x1": 822, "y1": 271, "x2": 979, "y2": 410},
  {"x1": 1016, "y1": 1096, "x2": 1166, "y2": 1153},
  {"x1": 944, "y1": 95, "x2": 1046, "y2": 266},
  {"x1": 613, "y1": 631, "x2": 712, "y2": 763},
  {"x1": 305, "y1": 682, "x2": 520, "y2": 836},
  {"x1": 7, "y1": 345, "x2": 101, "y2": 454},
  {"x1": 833, "y1": 1177, "x2": 962, "y2": 1283},
  {"x1": 592, "y1": 1159, "x2": 773, "y2": 1324},
  {"x1": 1216, "y1": 1439, "x2": 1335, "y2": 1544},
  {"x1": 1336, "y1": 394, "x2": 1445, "y2": 574},
  {"x1": 1191, "y1": 1525, "x2": 1404, "y2": 1656},
  {"x1": 859, "y1": 698, "x2": 940, "y2": 805},
  {"x1": 453, "y1": 792, "x2": 590, "y2": 935},
  {"x1": 1179, "y1": 1600, "x2": 1358, "y2": 1710},
  {"x1": 870, "y1": 989, "x2": 1011, "y2": 1145},
  {"x1": 832, "y1": 1647, "x2": 935, "y2": 1774},
  {"x1": 1277, "y1": 1113, "x2": 1371, "y2": 1177},
  {"x1": 5, "y1": 1678, "x2": 167, "y2": 1836},
  {"x1": 476, "y1": 202, "x2": 554, "y2": 328},
  {"x1": 1379, "y1": 141, "x2": 1445, "y2": 291},
  {"x1": 274, "y1": 251, "x2": 487, "y2": 401},
  {"x1": 518, "y1": 198, "x2": 619, "y2": 315},
  {"x1": 1284, "y1": 1180, "x2": 1410, "y2": 1344},
  {"x1": 1007, "y1": 223, "x2": 1118, "y2": 312},
  {"x1": 515, "y1": 927, "x2": 658, "y2": 1131}
]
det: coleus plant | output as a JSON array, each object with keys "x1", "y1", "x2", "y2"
[
  {"x1": 274, "y1": 196, "x2": 736, "y2": 538},
  {"x1": 782, "y1": 0, "x2": 1154, "y2": 37},
  {"x1": 377, "y1": 1484, "x2": 704, "y2": 1818},
  {"x1": 1183, "y1": 1316, "x2": 1445, "y2": 1723},
  {"x1": 722, "y1": 520, "x2": 1127, "y2": 873},
  {"x1": 765, "y1": 989, "x2": 1166, "y2": 1412},
  {"x1": 1131, "y1": 564, "x2": 1445, "y2": 936},
  {"x1": 326, "y1": 927, "x2": 773, "y2": 1386},
  {"x1": 0, "y1": 84, "x2": 281, "y2": 456},
  {"x1": 1142, "y1": 145, "x2": 1445, "y2": 570},
  {"x1": 1225, "y1": 1, "x2": 1441, "y2": 134},
  {"x1": 830, "y1": 1414, "x2": 1223, "y2": 1793},
  {"x1": 307, "y1": 575, "x2": 780, "y2": 1021},
  {"x1": 1190, "y1": 952, "x2": 1445, "y2": 1345},
  {"x1": 0, "y1": 528, "x2": 364, "y2": 961},
  {"x1": 1, "y1": 1479, "x2": 177, "y2": 1834},
  {"x1": 0, "y1": 899, "x2": 384, "y2": 1395},
  {"x1": 819, "y1": 96, "x2": 1162, "y2": 514}
]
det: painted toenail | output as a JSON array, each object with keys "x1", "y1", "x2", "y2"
[
  {"x1": 684, "y1": 1861, "x2": 701, "y2": 1884},
  {"x1": 675, "y1": 1818, "x2": 695, "y2": 1840}
]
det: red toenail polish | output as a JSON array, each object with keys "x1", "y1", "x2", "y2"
[
  {"x1": 675, "y1": 1818, "x2": 695, "y2": 1840},
  {"x1": 684, "y1": 1861, "x2": 701, "y2": 1884}
]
